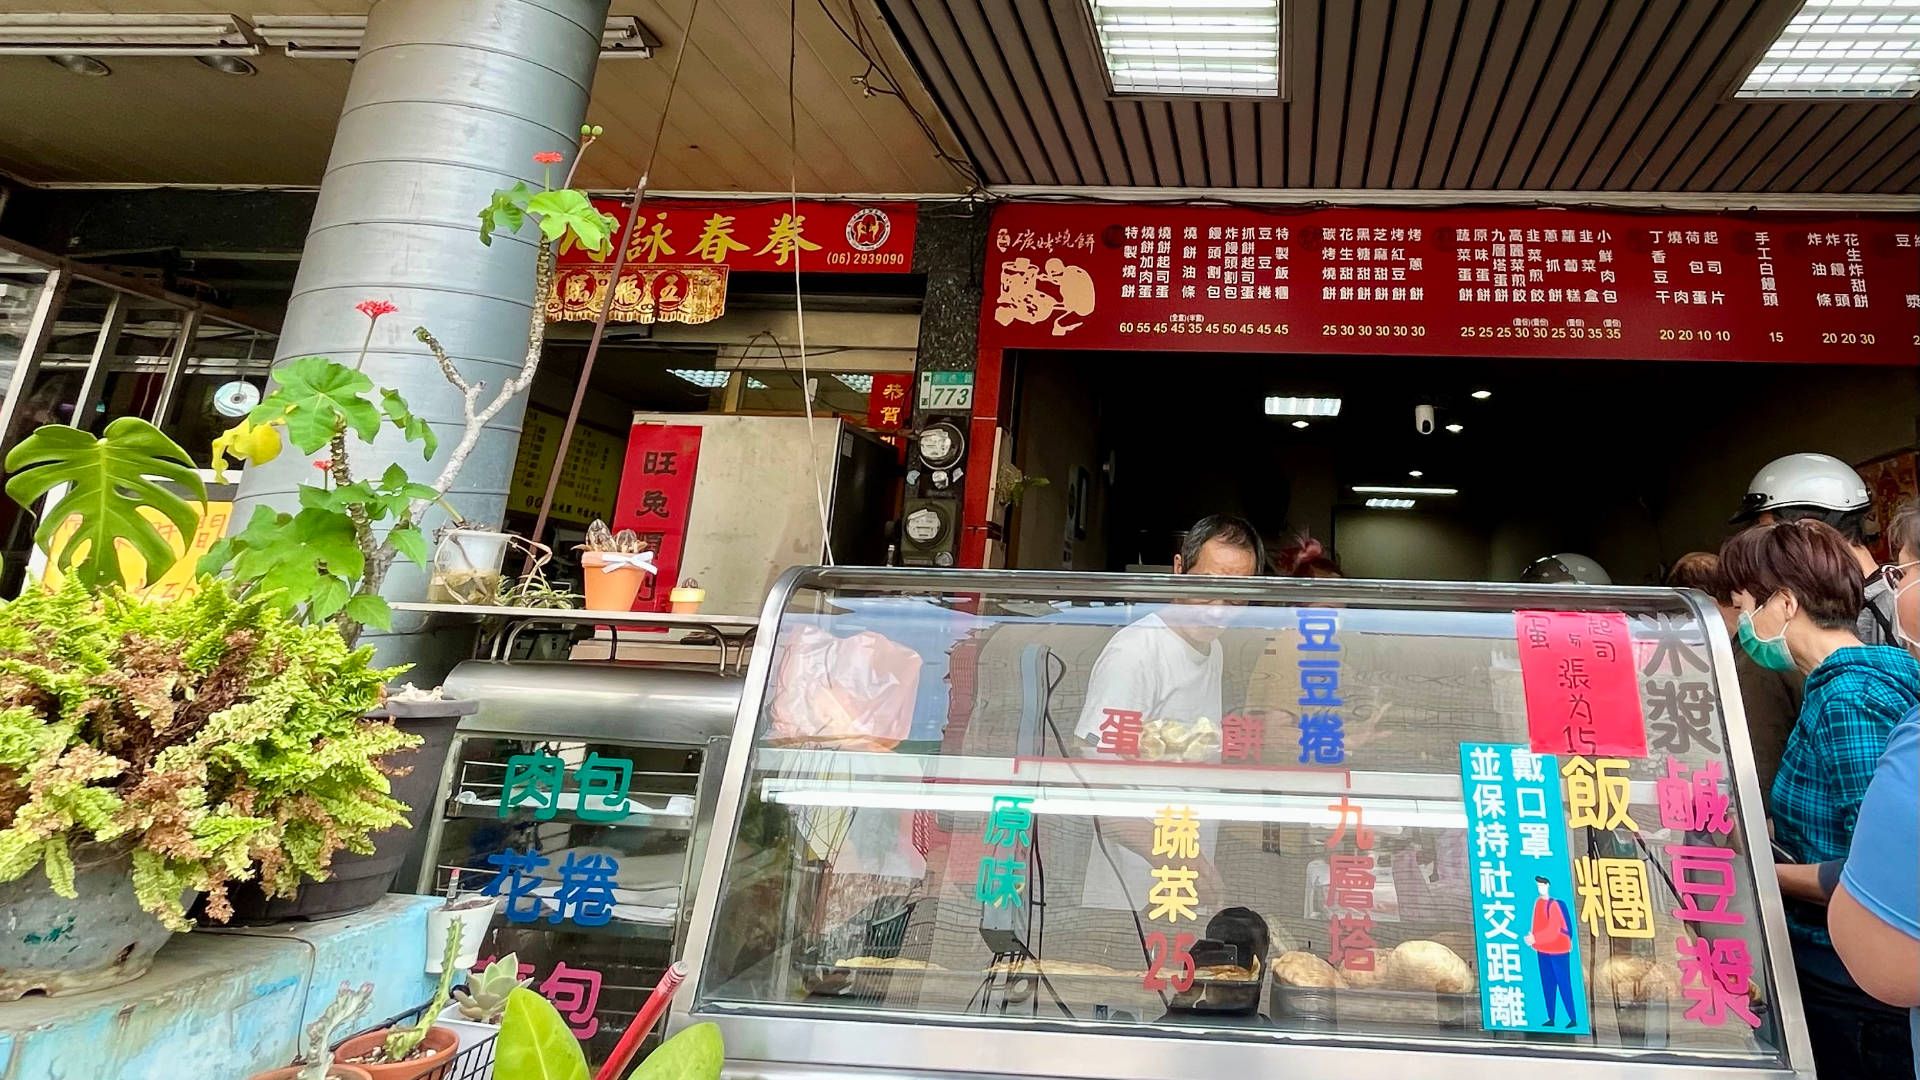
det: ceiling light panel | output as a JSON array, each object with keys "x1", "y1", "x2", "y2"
[
  {"x1": 0, "y1": 12, "x2": 254, "y2": 56},
  {"x1": 1736, "y1": 1, "x2": 1920, "y2": 99},
  {"x1": 251, "y1": 14, "x2": 654, "y2": 59},
  {"x1": 1264, "y1": 395, "x2": 1340, "y2": 416},
  {"x1": 667, "y1": 369, "x2": 729, "y2": 389},
  {"x1": 1088, "y1": 1, "x2": 1282, "y2": 97},
  {"x1": 1365, "y1": 498, "x2": 1415, "y2": 509},
  {"x1": 1353, "y1": 485, "x2": 1459, "y2": 496}
]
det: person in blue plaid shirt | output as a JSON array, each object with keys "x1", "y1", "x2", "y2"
[{"x1": 1722, "y1": 517, "x2": 1919, "y2": 1078}]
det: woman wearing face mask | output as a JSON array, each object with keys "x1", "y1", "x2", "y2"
[{"x1": 1721, "y1": 517, "x2": 1920, "y2": 1078}]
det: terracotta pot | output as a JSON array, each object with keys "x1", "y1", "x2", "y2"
[
  {"x1": 333, "y1": 1027, "x2": 460, "y2": 1080},
  {"x1": 249, "y1": 1067, "x2": 374, "y2": 1080},
  {"x1": 580, "y1": 551, "x2": 648, "y2": 611}
]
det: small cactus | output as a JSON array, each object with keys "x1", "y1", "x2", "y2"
[
  {"x1": 450, "y1": 952, "x2": 534, "y2": 1025},
  {"x1": 298, "y1": 981, "x2": 374, "y2": 1080}
]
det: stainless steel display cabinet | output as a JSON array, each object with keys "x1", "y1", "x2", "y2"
[
  {"x1": 417, "y1": 658, "x2": 739, "y2": 1061},
  {"x1": 676, "y1": 568, "x2": 1814, "y2": 1080}
]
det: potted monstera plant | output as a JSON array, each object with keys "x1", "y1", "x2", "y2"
[{"x1": 0, "y1": 421, "x2": 417, "y2": 996}]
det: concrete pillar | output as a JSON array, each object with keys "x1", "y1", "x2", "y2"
[{"x1": 233, "y1": 0, "x2": 610, "y2": 676}]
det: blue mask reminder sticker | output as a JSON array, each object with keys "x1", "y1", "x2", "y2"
[{"x1": 1460, "y1": 742, "x2": 1591, "y2": 1035}]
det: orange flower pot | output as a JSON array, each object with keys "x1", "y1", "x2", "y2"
[
  {"x1": 580, "y1": 551, "x2": 650, "y2": 611},
  {"x1": 333, "y1": 1027, "x2": 459, "y2": 1080}
]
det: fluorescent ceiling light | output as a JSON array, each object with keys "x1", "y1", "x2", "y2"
[
  {"x1": 1264, "y1": 395, "x2": 1341, "y2": 417},
  {"x1": 833, "y1": 373, "x2": 875, "y2": 394},
  {"x1": 1290, "y1": 419, "x2": 1309, "y2": 429},
  {"x1": 1366, "y1": 498, "x2": 1416, "y2": 510},
  {"x1": 667, "y1": 369, "x2": 728, "y2": 389},
  {"x1": 0, "y1": 13, "x2": 255, "y2": 56},
  {"x1": 1088, "y1": 1, "x2": 1282, "y2": 97},
  {"x1": 250, "y1": 15, "x2": 655, "y2": 59},
  {"x1": 747, "y1": 376, "x2": 768, "y2": 390},
  {"x1": 1736, "y1": 1, "x2": 1920, "y2": 99},
  {"x1": 1354, "y1": 485, "x2": 1459, "y2": 496}
]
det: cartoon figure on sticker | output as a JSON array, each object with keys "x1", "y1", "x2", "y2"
[
  {"x1": 993, "y1": 256, "x2": 1096, "y2": 337},
  {"x1": 1524, "y1": 874, "x2": 1578, "y2": 1029}
]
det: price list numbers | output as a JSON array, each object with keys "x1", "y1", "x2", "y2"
[
  {"x1": 1649, "y1": 229, "x2": 1727, "y2": 308},
  {"x1": 1319, "y1": 225, "x2": 1423, "y2": 304},
  {"x1": 1454, "y1": 226, "x2": 1618, "y2": 307}
]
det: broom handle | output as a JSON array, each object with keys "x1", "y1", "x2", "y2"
[{"x1": 594, "y1": 961, "x2": 687, "y2": 1080}]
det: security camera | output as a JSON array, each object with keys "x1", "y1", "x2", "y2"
[{"x1": 1415, "y1": 404, "x2": 1436, "y2": 435}]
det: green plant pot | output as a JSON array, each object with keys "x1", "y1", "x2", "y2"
[
  {"x1": 0, "y1": 842, "x2": 176, "y2": 999},
  {"x1": 210, "y1": 697, "x2": 476, "y2": 924}
]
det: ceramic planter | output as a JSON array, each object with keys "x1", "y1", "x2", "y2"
[
  {"x1": 333, "y1": 1026, "x2": 460, "y2": 1080},
  {"x1": 580, "y1": 550, "x2": 651, "y2": 611},
  {"x1": 425, "y1": 897, "x2": 498, "y2": 974},
  {"x1": 436, "y1": 1005, "x2": 499, "y2": 1080},
  {"x1": 0, "y1": 843, "x2": 174, "y2": 999}
]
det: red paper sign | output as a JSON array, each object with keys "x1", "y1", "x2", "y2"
[
  {"x1": 979, "y1": 203, "x2": 1920, "y2": 365},
  {"x1": 561, "y1": 199, "x2": 917, "y2": 274},
  {"x1": 612, "y1": 424, "x2": 703, "y2": 611},
  {"x1": 866, "y1": 373, "x2": 913, "y2": 432},
  {"x1": 1516, "y1": 611, "x2": 1646, "y2": 757}
]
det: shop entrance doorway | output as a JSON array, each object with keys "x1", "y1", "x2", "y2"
[{"x1": 1002, "y1": 350, "x2": 1917, "y2": 585}]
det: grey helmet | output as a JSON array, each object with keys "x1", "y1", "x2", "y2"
[
  {"x1": 1732, "y1": 452, "x2": 1870, "y2": 524},
  {"x1": 1521, "y1": 553, "x2": 1613, "y2": 586}
]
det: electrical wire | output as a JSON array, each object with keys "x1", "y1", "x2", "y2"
[
  {"x1": 790, "y1": 0, "x2": 834, "y2": 567},
  {"x1": 810, "y1": 0, "x2": 983, "y2": 191}
]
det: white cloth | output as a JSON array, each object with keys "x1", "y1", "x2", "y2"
[{"x1": 1071, "y1": 611, "x2": 1223, "y2": 911}]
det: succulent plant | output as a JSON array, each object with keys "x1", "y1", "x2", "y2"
[
  {"x1": 298, "y1": 981, "x2": 374, "y2": 1080},
  {"x1": 450, "y1": 952, "x2": 535, "y2": 1025}
]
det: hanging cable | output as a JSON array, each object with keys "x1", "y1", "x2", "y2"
[{"x1": 791, "y1": 0, "x2": 834, "y2": 567}]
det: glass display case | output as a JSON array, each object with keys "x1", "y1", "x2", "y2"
[
  {"x1": 417, "y1": 659, "x2": 738, "y2": 1062},
  {"x1": 677, "y1": 569, "x2": 1811, "y2": 1080}
]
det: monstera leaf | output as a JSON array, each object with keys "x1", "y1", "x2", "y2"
[{"x1": 4, "y1": 418, "x2": 205, "y2": 590}]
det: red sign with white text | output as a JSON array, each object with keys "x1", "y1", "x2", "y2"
[
  {"x1": 1516, "y1": 610, "x2": 1646, "y2": 758},
  {"x1": 613, "y1": 424, "x2": 703, "y2": 611},
  {"x1": 563, "y1": 199, "x2": 917, "y2": 273},
  {"x1": 979, "y1": 203, "x2": 1920, "y2": 364},
  {"x1": 866, "y1": 373, "x2": 913, "y2": 432}
]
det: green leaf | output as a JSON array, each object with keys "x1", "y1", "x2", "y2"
[
  {"x1": 495, "y1": 987, "x2": 588, "y2": 1080},
  {"x1": 344, "y1": 593, "x2": 392, "y2": 630},
  {"x1": 3, "y1": 418, "x2": 205, "y2": 590},
  {"x1": 220, "y1": 506, "x2": 364, "y2": 614},
  {"x1": 527, "y1": 189, "x2": 616, "y2": 258},
  {"x1": 478, "y1": 183, "x2": 532, "y2": 247},
  {"x1": 387, "y1": 525, "x2": 430, "y2": 570},
  {"x1": 625, "y1": 1022, "x2": 723, "y2": 1080},
  {"x1": 379, "y1": 389, "x2": 438, "y2": 458},
  {"x1": 256, "y1": 357, "x2": 380, "y2": 453},
  {"x1": 307, "y1": 576, "x2": 350, "y2": 622}
]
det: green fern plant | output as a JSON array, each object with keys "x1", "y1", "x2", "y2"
[{"x1": 0, "y1": 577, "x2": 417, "y2": 930}]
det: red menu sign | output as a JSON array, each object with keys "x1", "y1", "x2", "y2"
[
  {"x1": 564, "y1": 198, "x2": 916, "y2": 273},
  {"x1": 1516, "y1": 610, "x2": 1646, "y2": 757},
  {"x1": 979, "y1": 203, "x2": 1920, "y2": 365},
  {"x1": 612, "y1": 424, "x2": 703, "y2": 611}
]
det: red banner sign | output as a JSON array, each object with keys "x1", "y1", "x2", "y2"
[
  {"x1": 1517, "y1": 610, "x2": 1646, "y2": 758},
  {"x1": 866, "y1": 373, "x2": 912, "y2": 432},
  {"x1": 563, "y1": 199, "x2": 917, "y2": 273},
  {"x1": 979, "y1": 203, "x2": 1920, "y2": 364},
  {"x1": 613, "y1": 424, "x2": 703, "y2": 611}
]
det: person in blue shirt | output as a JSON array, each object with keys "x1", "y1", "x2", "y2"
[
  {"x1": 1721, "y1": 517, "x2": 1919, "y2": 1078},
  {"x1": 1829, "y1": 500, "x2": 1920, "y2": 1077}
]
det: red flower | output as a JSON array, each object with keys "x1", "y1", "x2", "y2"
[
  {"x1": 533, "y1": 151, "x2": 565, "y2": 165},
  {"x1": 314, "y1": 459, "x2": 332, "y2": 471},
  {"x1": 355, "y1": 299, "x2": 397, "y2": 319}
]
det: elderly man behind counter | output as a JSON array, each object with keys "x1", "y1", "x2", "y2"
[{"x1": 1071, "y1": 514, "x2": 1264, "y2": 913}]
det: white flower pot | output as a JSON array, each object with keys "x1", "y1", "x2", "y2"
[
  {"x1": 438, "y1": 1005, "x2": 500, "y2": 1080},
  {"x1": 425, "y1": 898, "x2": 497, "y2": 974}
]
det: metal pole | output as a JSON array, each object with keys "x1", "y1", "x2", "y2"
[
  {"x1": 71, "y1": 291, "x2": 125, "y2": 433},
  {"x1": 149, "y1": 307, "x2": 199, "y2": 428},
  {"x1": 0, "y1": 267, "x2": 68, "y2": 450}
]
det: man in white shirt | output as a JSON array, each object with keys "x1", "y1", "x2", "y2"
[{"x1": 1073, "y1": 514, "x2": 1263, "y2": 911}]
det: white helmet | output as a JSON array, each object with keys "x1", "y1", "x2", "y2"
[
  {"x1": 1521, "y1": 553, "x2": 1613, "y2": 586},
  {"x1": 1732, "y1": 452, "x2": 1870, "y2": 523}
]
